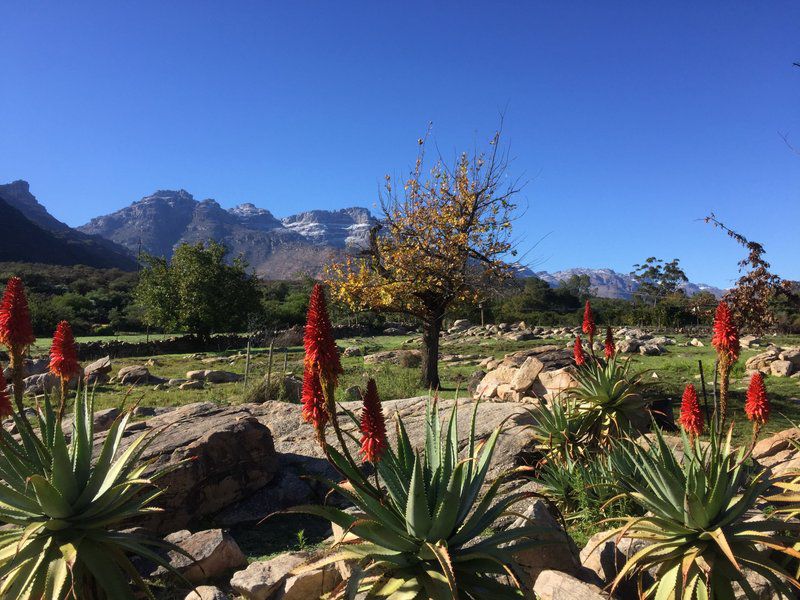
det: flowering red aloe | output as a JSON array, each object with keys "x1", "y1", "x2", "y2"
[
  {"x1": 0, "y1": 277, "x2": 35, "y2": 354},
  {"x1": 711, "y1": 301, "x2": 740, "y2": 362},
  {"x1": 582, "y1": 300, "x2": 596, "y2": 341},
  {"x1": 678, "y1": 384, "x2": 704, "y2": 438},
  {"x1": 49, "y1": 321, "x2": 81, "y2": 381},
  {"x1": 745, "y1": 372, "x2": 770, "y2": 426},
  {"x1": 304, "y1": 284, "x2": 343, "y2": 386},
  {"x1": 301, "y1": 366, "x2": 329, "y2": 434},
  {"x1": 0, "y1": 369, "x2": 11, "y2": 419},
  {"x1": 573, "y1": 336, "x2": 586, "y2": 366},
  {"x1": 359, "y1": 379, "x2": 387, "y2": 463},
  {"x1": 603, "y1": 327, "x2": 615, "y2": 360}
]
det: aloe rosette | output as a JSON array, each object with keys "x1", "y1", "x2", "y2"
[{"x1": 0, "y1": 389, "x2": 190, "y2": 599}]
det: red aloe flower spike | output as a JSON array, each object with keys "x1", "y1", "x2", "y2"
[
  {"x1": 679, "y1": 384, "x2": 704, "y2": 438},
  {"x1": 603, "y1": 327, "x2": 615, "y2": 360},
  {"x1": 49, "y1": 321, "x2": 81, "y2": 381},
  {"x1": 573, "y1": 336, "x2": 586, "y2": 366},
  {"x1": 745, "y1": 372, "x2": 770, "y2": 426},
  {"x1": 0, "y1": 277, "x2": 36, "y2": 354},
  {"x1": 301, "y1": 366, "x2": 329, "y2": 433},
  {"x1": 711, "y1": 301, "x2": 740, "y2": 362},
  {"x1": 582, "y1": 300, "x2": 596, "y2": 341},
  {"x1": 304, "y1": 284, "x2": 343, "y2": 386},
  {"x1": 0, "y1": 369, "x2": 11, "y2": 419},
  {"x1": 359, "y1": 379, "x2": 388, "y2": 464}
]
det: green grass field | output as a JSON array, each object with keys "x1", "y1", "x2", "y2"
[{"x1": 66, "y1": 331, "x2": 799, "y2": 445}]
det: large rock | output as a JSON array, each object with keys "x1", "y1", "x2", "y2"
[
  {"x1": 535, "y1": 368, "x2": 578, "y2": 401},
  {"x1": 745, "y1": 350, "x2": 780, "y2": 374},
  {"x1": 230, "y1": 553, "x2": 307, "y2": 600},
  {"x1": 779, "y1": 348, "x2": 800, "y2": 369},
  {"x1": 97, "y1": 402, "x2": 279, "y2": 532},
  {"x1": 230, "y1": 551, "x2": 339, "y2": 600},
  {"x1": 533, "y1": 570, "x2": 609, "y2": 600},
  {"x1": 509, "y1": 498, "x2": 583, "y2": 587},
  {"x1": 581, "y1": 530, "x2": 643, "y2": 600},
  {"x1": 165, "y1": 529, "x2": 247, "y2": 583},
  {"x1": 752, "y1": 428, "x2": 800, "y2": 479},
  {"x1": 223, "y1": 397, "x2": 539, "y2": 523}
]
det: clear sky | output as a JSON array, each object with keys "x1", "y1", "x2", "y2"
[{"x1": 1, "y1": 2, "x2": 798, "y2": 288}]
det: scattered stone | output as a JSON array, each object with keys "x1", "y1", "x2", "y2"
[
  {"x1": 344, "y1": 385, "x2": 361, "y2": 401},
  {"x1": 118, "y1": 365, "x2": 160, "y2": 385},
  {"x1": 779, "y1": 348, "x2": 800, "y2": 370},
  {"x1": 341, "y1": 346, "x2": 363, "y2": 357},
  {"x1": 688, "y1": 338, "x2": 704, "y2": 347},
  {"x1": 467, "y1": 370, "x2": 486, "y2": 397},
  {"x1": 510, "y1": 357, "x2": 545, "y2": 392},
  {"x1": 230, "y1": 553, "x2": 307, "y2": 600},
  {"x1": 184, "y1": 586, "x2": 227, "y2": 600},
  {"x1": 165, "y1": 529, "x2": 247, "y2": 583},
  {"x1": 168, "y1": 378, "x2": 189, "y2": 387},
  {"x1": 83, "y1": 355, "x2": 112, "y2": 383},
  {"x1": 740, "y1": 335, "x2": 762, "y2": 349},
  {"x1": 770, "y1": 360, "x2": 794, "y2": 378},
  {"x1": 180, "y1": 380, "x2": 204, "y2": 391},
  {"x1": 639, "y1": 344, "x2": 665, "y2": 356},
  {"x1": 363, "y1": 349, "x2": 422, "y2": 367},
  {"x1": 616, "y1": 339, "x2": 640, "y2": 354}
]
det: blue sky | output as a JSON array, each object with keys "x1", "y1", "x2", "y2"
[{"x1": 1, "y1": 2, "x2": 798, "y2": 288}]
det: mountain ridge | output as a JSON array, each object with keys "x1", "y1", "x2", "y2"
[
  {"x1": 0, "y1": 181, "x2": 138, "y2": 270},
  {"x1": 77, "y1": 188, "x2": 377, "y2": 279}
]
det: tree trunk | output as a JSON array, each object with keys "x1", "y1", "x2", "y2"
[{"x1": 421, "y1": 313, "x2": 443, "y2": 390}]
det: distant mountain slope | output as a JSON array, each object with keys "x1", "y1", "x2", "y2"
[
  {"x1": 0, "y1": 181, "x2": 138, "y2": 270},
  {"x1": 78, "y1": 189, "x2": 377, "y2": 278},
  {"x1": 534, "y1": 267, "x2": 725, "y2": 299}
]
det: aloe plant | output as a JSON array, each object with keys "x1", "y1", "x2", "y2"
[
  {"x1": 0, "y1": 389, "x2": 189, "y2": 599},
  {"x1": 289, "y1": 400, "x2": 548, "y2": 599},
  {"x1": 603, "y1": 426, "x2": 800, "y2": 599},
  {"x1": 568, "y1": 355, "x2": 648, "y2": 448}
]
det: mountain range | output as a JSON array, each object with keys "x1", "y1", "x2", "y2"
[
  {"x1": 77, "y1": 189, "x2": 376, "y2": 279},
  {"x1": 534, "y1": 267, "x2": 724, "y2": 300},
  {"x1": 1, "y1": 180, "x2": 726, "y2": 297}
]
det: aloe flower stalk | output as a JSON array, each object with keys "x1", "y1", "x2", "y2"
[
  {"x1": 711, "y1": 301, "x2": 739, "y2": 426},
  {"x1": 0, "y1": 369, "x2": 11, "y2": 419},
  {"x1": 304, "y1": 283, "x2": 343, "y2": 391},
  {"x1": 301, "y1": 366, "x2": 328, "y2": 442},
  {"x1": 603, "y1": 326, "x2": 615, "y2": 360},
  {"x1": 359, "y1": 379, "x2": 387, "y2": 464},
  {"x1": 49, "y1": 320, "x2": 81, "y2": 413},
  {"x1": 574, "y1": 336, "x2": 586, "y2": 366},
  {"x1": 582, "y1": 300, "x2": 596, "y2": 346},
  {"x1": 745, "y1": 372, "x2": 770, "y2": 443},
  {"x1": 679, "y1": 384, "x2": 704, "y2": 441},
  {"x1": 0, "y1": 277, "x2": 36, "y2": 413}
]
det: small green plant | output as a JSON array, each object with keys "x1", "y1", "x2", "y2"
[
  {"x1": 526, "y1": 397, "x2": 584, "y2": 462},
  {"x1": 603, "y1": 426, "x2": 800, "y2": 599},
  {"x1": 296, "y1": 529, "x2": 308, "y2": 550}
]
